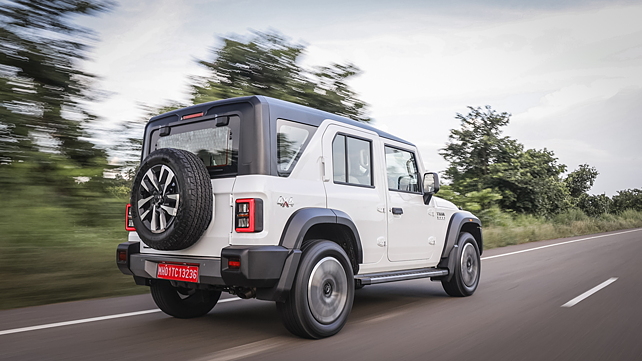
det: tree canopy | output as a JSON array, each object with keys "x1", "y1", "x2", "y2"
[
  {"x1": 190, "y1": 31, "x2": 370, "y2": 122},
  {"x1": 440, "y1": 106, "x2": 599, "y2": 216}
]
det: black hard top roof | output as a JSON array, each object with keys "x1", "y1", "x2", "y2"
[{"x1": 149, "y1": 95, "x2": 413, "y2": 146}]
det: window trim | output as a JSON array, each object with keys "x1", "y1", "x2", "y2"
[
  {"x1": 384, "y1": 144, "x2": 422, "y2": 194},
  {"x1": 332, "y1": 132, "x2": 375, "y2": 188}
]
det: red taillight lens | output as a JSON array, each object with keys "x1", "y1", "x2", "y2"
[
  {"x1": 228, "y1": 259, "x2": 241, "y2": 269},
  {"x1": 125, "y1": 204, "x2": 136, "y2": 231},
  {"x1": 117, "y1": 250, "x2": 127, "y2": 262},
  {"x1": 235, "y1": 198, "x2": 263, "y2": 233}
]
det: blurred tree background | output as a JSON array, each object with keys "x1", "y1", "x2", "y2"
[
  {"x1": 0, "y1": 0, "x2": 640, "y2": 310},
  {"x1": 0, "y1": 0, "x2": 137, "y2": 309},
  {"x1": 438, "y1": 105, "x2": 642, "y2": 225}
]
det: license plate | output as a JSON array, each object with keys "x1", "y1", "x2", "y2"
[{"x1": 157, "y1": 263, "x2": 199, "y2": 283}]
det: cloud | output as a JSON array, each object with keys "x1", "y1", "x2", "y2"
[{"x1": 81, "y1": 0, "x2": 642, "y2": 194}]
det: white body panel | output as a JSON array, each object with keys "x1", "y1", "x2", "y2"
[
  {"x1": 321, "y1": 124, "x2": 387, "y2": 265},
  {"x1": 133, "y1": 118, "x2": 466, "y2": 274}
]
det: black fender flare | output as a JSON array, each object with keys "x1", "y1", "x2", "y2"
[
  {"x1": 255, "y1": 207, "x2": 363, "y2": 302},
  {"x1": 438, "y1": 212, "x2": 482, "y2": 281}
]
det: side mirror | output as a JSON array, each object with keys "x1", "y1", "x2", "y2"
[{"x1": 423, "y1": 172, "x2": 440, "y2": 204}]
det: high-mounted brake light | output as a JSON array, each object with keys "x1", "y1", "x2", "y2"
[
  {"x1": 181, "y1": 112, "x2": 204, "y2": 120},
  {"x1": 125, "y1": 204, "x2": 136, "y2": 231},
  {"x1": 235, "y1": 198, "x2": 263, "y2": 233}
]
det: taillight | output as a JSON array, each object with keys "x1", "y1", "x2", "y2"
[
  {"x1": 125, "y1": 204, "x2": 136, "y2": 231},
  {"x1": 235, "y1": 198, "x2": 263, "y2": 233}
]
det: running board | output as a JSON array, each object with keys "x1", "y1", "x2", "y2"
[{"x1": 355, "y1": 268, "x2": 449, "y2": 285}]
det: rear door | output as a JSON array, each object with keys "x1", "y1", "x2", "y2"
[
  {"x1": 384, "y1": 143, "x2": 433, "y2": 262},
  {"x1": 322, "y1": 125, "x2": 387, "y2": 264}
]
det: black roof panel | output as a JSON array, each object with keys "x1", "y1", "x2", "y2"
[{"x1": 149, "y1": 95, "x2": 413, "y2": 146}]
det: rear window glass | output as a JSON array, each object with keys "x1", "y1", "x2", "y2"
[
  {"x1": 277, "y1": 119, "x2": 317, "y2": 176},
  {"x1": 150, "y1": 115, "x2": 240, "y2": 178}
]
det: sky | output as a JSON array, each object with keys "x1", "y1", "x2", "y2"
[{"x1": 80, "y1": 0, "x2": 642, "y2": 195}]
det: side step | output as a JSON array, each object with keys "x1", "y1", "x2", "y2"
[{"x1": 355, "y1": 267, "x2": 449, "y2": 285}]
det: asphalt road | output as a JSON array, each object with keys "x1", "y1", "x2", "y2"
[{"x1": 1, "y1": 229, "x2": 641, "y2": 361}]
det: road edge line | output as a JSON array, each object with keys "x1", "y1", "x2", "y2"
[
  {"x1": 481, "y1": 228, "x2": 641, "y2": 260},
  {"x1": 0, "y1": 297, "x2": 240, "y2": 337}
]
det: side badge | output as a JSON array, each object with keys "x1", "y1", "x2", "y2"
[
  {"x1": 436, "y1": 212, "x2": 446, "y2": 220},
  {"x1": 277, "y1": 196, "x2": 294, "y2": 208}
]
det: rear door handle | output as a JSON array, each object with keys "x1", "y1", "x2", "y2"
[{"x1": 391, "y1": 207, "x2": 403, "y2": 215}]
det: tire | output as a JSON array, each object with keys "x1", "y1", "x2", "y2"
[
  {"x1": 150, "y1": 280, "x2": 221, "y2": 319},
  {"x1": 130, "y1": 148, "x2": 212, "y2": 250},
  {"x1": 277, "y1": 240, "x2": 355, "y2": 339},
  {"x1": 441, "y1": 232, "x2": 481, "y2": 297}
]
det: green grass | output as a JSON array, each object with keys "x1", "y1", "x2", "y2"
[
  {"x1": 483, "y1": 209, "x2": 642, "y2": 249},
  {"x1": 0, "y1": 191, "x2": 146, "y2": 310}
]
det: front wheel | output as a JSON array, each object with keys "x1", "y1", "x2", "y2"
[
  {"x1": 441, "y1": 232, "x2": 480, "y2": 297},
  {"x1": 277, "y1": 240, "x2": 354, "y2": 339},
  {"x1": 151, "y1": 280, "x2": 221, "y2": 318}
]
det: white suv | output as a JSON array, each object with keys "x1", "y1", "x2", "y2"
[{"x1": 117, "y1": 96, "x2": 482, "y2": 339}]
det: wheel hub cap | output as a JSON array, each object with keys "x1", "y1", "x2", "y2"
[
  {"x1": 308, "y1": 257, "x2": 347, "y2": 324},
  {"x1": 137, "y1": 164, "x2": 180, "y2": 233},
  {"x1": 460, "y1": 243, "x2": 479, "y2": 287}
]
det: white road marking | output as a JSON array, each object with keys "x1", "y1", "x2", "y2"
[
  {"x1": 0, "y1": 297, "x2": 240, "y2": 337},
  {"x1": 191, "y1": 337, "x2": 291, "y2": 361},
  {"x1": 561, "y1": 278, "x2": 618, "y2": 308},
  {"x1": 481, "y1": 229, "x2": 641, "y2": 260},
  {"x1": 1, "y1": 228, "x2": 639, "y2": 338}
]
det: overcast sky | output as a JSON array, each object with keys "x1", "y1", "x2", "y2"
[{"x1": 81, "y1": 0, "x2": 642, "y2": 195}]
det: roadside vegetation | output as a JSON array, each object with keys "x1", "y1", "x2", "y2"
[
  {"x1": 0, "y1": 0, "x2": 640, "y2": 310},
  {"x1": 437, "y1": 106, "x2": 642, "y2": 249}
]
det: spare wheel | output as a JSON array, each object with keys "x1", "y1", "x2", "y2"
[{"x1": 130, "y1": 148, "x2": 213, "y2": 250}]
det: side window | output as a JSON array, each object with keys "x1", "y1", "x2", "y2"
[
  {"x1": 277, "y1": 119, "x2": 317, "y2": 176},
  {"x1": 385, "y1": 146, "x2": 420, "y2": 193},
  {"x1": 332, "y1": 134, "x2": 373, "y2": 186}
]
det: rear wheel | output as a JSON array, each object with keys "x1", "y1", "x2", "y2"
[
  {"x1": 441, "y1": 232, "x2": 480, "y2": 297},
  {"x1": 150, "y1": 280, "x2": 221, "y2": 318},
  {"x1": 277, "y1": 240, "x2": 354, "y2": 339}
]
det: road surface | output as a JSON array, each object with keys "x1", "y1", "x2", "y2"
[{"x1": 1, "y1": 229, "x2": 641, "y2": 361}]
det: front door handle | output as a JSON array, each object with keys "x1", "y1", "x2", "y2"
[{"x1": 391, "y1": 207, "x2": 403, "y2": 215}]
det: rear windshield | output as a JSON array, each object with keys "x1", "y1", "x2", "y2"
[{"x1": 149, "y1": 115, "x2": 240, "y2": 178}]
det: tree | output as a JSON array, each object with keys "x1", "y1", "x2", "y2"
[
  {"x1": 0, "y1": 0, "x2": 113, "y2": 167},
  {"x1": 440, "y1": 105, "x2": 575, "y2": 215},
  {"x1": 0, "y1": 0, "x2": 115, "y2": 223},
  {"x1": 190, "y1": 30, "x2": 370, "y2": 122},
  {"x1": 565, "y1": 164, "x2": 598, "y2": 198},
  {"x1": 577, "y1": 194, "x2": 612, "y2": 216},
  {"x1": 440, "y1": 106, "x2": 517, "y2": 195},
  {"x1": 611, "y1": 188, "x2": 642, "y2": 213}
]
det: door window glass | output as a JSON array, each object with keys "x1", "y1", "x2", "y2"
[
  {"x1": 385, "y1": 146, "x2": 420, "y2": 193},
  {"x1": 332, "y1": 134, "x2": 373, "y2": 186}
]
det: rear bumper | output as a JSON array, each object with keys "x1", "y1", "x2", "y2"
[{"x1": 117, "y1": 242, "x2": 291, "y2": 289}]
